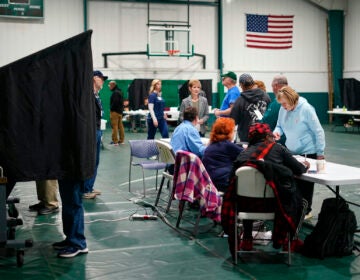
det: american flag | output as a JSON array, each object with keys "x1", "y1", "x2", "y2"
[{"x1": 246, "y1": 14, "x2": 294, "y2": 49}]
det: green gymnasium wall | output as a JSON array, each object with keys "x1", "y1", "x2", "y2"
[{"x1": 99, "y1": 79, "x2": 329, "y2": 127}]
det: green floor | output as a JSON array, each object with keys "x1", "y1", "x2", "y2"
[{"x1": 1, "y1": 124, "x2": 360, "y2": 279}]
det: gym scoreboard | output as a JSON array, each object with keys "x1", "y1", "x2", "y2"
[{"x1": 0, "y1": 0, "x2": 43, "y2": 19}]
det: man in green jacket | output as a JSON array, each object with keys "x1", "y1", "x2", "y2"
[{"x1": 261, "y1": 75, "x2": 288, "y2": 145}]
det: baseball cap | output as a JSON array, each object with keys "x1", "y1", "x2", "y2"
[
  {"x1": 93, "y1": 70, "x2": 108, "y2": 81},
  {"x1": 221, "y1": 71, "x2": 237, "y2": 81},
  {"x1": 239, "y1": 73, "x2": 254, "y2": 87}
]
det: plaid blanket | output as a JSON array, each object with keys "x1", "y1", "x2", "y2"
[{"x1": 173, "y1": 150, "x2": 222, "y2": 222}]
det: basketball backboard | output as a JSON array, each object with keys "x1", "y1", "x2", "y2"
[{"x1": 147, "y1": 26, "x2": 194, "y2": 57}]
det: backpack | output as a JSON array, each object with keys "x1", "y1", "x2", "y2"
[{"x1": 302, "y1": 197, "x2": 357, "y2": 259}]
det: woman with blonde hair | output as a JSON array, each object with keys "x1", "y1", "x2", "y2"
[
  {"x1": 179, "y1": 79, "x2": 209, "y2": 136},
  {"x1": 273, "y1": 85, "x2": 325, "y2": 218},
  {"x1": 147, "y1": 79, "x2": 169, "y2": 139},
  {"x1": 202, "y1": 117, "x2": 243, "y2": 192}
]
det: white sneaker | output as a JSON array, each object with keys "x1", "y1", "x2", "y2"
[{"x1": 92, "y1": 189, "x2": 101, "y2": 195}]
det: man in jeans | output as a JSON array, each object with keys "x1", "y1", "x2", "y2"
[
  {"x1": 53, "y1": 70, "x2": 108, "y2": 258},
  {"x1": 82, "y1": 70, "x2": 107, "y2": 199}
]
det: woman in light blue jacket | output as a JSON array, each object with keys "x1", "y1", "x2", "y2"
[{"x1": 273, "y1": 86, "x2": 325, "y2": 218}]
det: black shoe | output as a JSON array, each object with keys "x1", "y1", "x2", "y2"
[
  {"x1": 53, "y1": 240, "x2": 69, "y2": 250},
  {"x1": 38, "y1": 206, "x2": 59, "y2": 215},
  {"x1": 29, "y1": 202, "x2": 44, "y2": 211},
  {"x1": 8, "y1": 203, "x2": 19, "y2": 218}
]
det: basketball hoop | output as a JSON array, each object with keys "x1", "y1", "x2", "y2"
[{"x1": 167, "y1": 49, "x2": 180, "y2": 56}]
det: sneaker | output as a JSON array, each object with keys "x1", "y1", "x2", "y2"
[
  {"x1": 82, "y1": 192, "x2": 97, "y2": 199},
  {"x1": 238, "y1": 238, "x2": 253, "y2": 251},
  {"x1": 118, "y1": 142, "x2": 125, "y2": 145},
  {"x1": 57, "y1": 246, "x2": 89, "y2": 258},
  {"x1": 38, "y1": 206, "x2": 59, "y2": 215},
  {"x1": 29, "y1": 202, "x2": 44, "y2": 211},
  {"x1": 304, "y1": 212, "x2": 313, "y2": 220},
  {"x1": 283, "y1": 239, "x2": 304, "y2": 253},
  {"x1": 53, "y1": 240, "x2": 69, "y2": 250},
  {"x1": 92, "y1": 189, "x2": 101, "y2": 195}
]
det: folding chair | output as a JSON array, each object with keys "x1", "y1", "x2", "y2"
[
  {"x1": 234, "y1": 166, "x2": 292, "y2": 265},
  {"x1": 128, "y1": 140, "x2": 167, "y2": 197},
  {"x1": 173, "y1": 150, "x2": 222, "y2": 236},
  {"x1": 154, "y1": 140, "x2": 176, "y2": 212}
]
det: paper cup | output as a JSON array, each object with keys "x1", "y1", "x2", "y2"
[{"x1": 316, "y1": 159, "x2": 326, "y2": 173}]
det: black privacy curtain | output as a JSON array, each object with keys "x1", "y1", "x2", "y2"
[{"x1": 0, "y1": 30, "x2": 96, "y2": 182}]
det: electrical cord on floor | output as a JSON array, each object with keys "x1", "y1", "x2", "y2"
[{"x1": 130, "y1": 198, "x2": 256, "y2": 278}]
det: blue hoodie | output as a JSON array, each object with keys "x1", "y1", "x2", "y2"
[{"x1": 274, "y1": 97, "x2": 325, "y2": 156}]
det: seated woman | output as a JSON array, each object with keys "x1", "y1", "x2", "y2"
[
  {"x1": 231, "y1": 123, "x2": 310, "y2": 252},
  {"x1": 202, "y1": 117, "x2": 243, "y2": 192}
]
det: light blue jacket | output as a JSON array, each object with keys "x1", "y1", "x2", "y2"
[
  {"x1": 274, "y1": 97, "x2": 325, "y2": 156},
  {"x1": 170, "y1": 120, "x2": 206, "y2": 157}
]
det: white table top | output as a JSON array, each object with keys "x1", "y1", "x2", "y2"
[
  {"x1": 123, "y1": 110, "x2": 148, "y2": 116},
  {"x1": 160, "y1": 137, "x2": 209, "y2": 145},
  {"x1": 296, "y1": 156, "x2": 360, "y2": 186},
  {"x1": 327, "y1": 110, "x2": 360, "y2": 116}
]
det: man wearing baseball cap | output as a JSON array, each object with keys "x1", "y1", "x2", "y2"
[
  {"x1": 230, "y1": 73, "x2": 271, "y2": 143},
  {"x1": 214, "y1": 71, "x2": 241, "y2": 117},
  {"x1": 54, "y1": 69, "x2": 109, "y2": 258},
  {"x1": 83, "y1": 70, "x2": 108, "y2": 199}
]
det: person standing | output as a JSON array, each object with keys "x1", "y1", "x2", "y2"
[
  {"x1": 109, "y1": 81, "x2": 125, "y2": 145},
  {"x1": 214, "y1": 71, "x2": 240, "y2": 117},
  {"x1": 29, "y1": 180, "x2": 59, "y2": 215},
  {"x1": 230, "y1": 73, "x2": 271, "y2": 143},
  {"x1": 261, "y1": 75, "x2": 288, "y2": 145},
  {"x1": 82, "y1": 70, "x2": 107, "y2": 199},
  {"x1": 179, "y1": 79, "x2": 209, "y2": 137},
  {"x1": 147, "y1": 79, "x2": 169, "y2": 139},
  {"x1": 273, "y1": 86, "x2": 326, "y2": 219}
]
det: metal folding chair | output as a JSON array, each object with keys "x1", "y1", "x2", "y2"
[
  {"x1": 154, "y1": 140, "x2": 176, "y2": 212},
  {"x1": 173, "y1": 150, "x2": 222, "y2": 236},
  {"x1": 234, "y1": 166, "x2": 292, "y2": 265},
  {"x1": 128, "y1": 140, "x2": 167, "y2": 197}
]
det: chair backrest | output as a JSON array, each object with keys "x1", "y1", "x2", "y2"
[
  {"x1": 155, "y1": 140, "x2": 176, "y2": 165},
  {"x1": 235, "y1": 166, "x2": 274, "y2": 198},
  {"x1": 128, "y1": 140, "x2": 159, "y2": 159}
]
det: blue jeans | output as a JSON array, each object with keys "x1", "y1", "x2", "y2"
[
  {"x1": 84, "y1": 129, "x2": 102, "y2": 193},
  {"x1": 147, "y1": 118, "x2": 169, "y2": 139},
  {"x1": 58, "y1": 179, "x2": 86, "y2": 249}
]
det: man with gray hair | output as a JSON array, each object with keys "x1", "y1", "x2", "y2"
[{"x1": 261, "y1": 75, "x2": 288, "y2": 145}]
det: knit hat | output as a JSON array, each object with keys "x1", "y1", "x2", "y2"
[
  {"x1": 239, "y1": 73, "x2": 254, "y2": 87},
  {"x1": 248, "y1": 123, "x2": 272, "y2": 144}
]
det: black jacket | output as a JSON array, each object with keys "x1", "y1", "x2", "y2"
[
  {"x1": 230, "y1": 88, "x2": 271, "y2": 142},
  {"x1": 110, "y1": 86, "x2": 124, "y2": 114}
]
